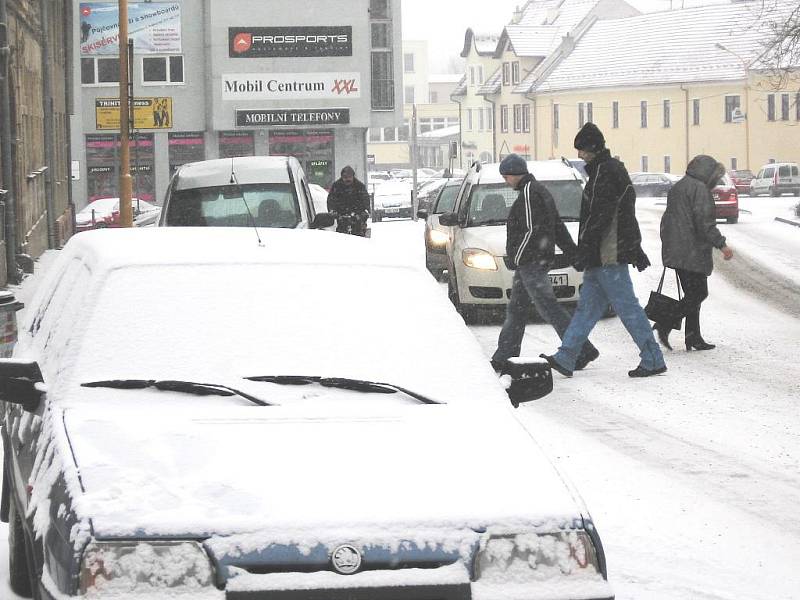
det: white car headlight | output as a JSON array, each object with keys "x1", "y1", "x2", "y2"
[
  {"x1": 429, "y1": 229, "x2": 449, "y2": 246},
  {"x1": 475, "y1": 532, "x2": 601, "y2": 581},
  {"x1": 79, "y1": 541, "x2": 214, "y2": 595},
  {"x1": 463, "y1": 248, "x2": 497, "y2": 271}
]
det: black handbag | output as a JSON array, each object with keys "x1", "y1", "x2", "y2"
[{"x1": 645, "y1": 268, "x2": 683, "y2": 331}]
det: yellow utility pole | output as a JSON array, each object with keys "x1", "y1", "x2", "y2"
[{"x1": 118, "y1": 0, "x2": 133, "y2": 227}]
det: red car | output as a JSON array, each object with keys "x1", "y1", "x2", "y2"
[
  {"x1": 728, "y1": 169, "x2": 754, "y2": 195},
  {"x1": 713, "y1": 173, "x2": 739, "y2": 224},
  {"x1": 75, "y1": 197, "x2": 159, "y2": 232}
]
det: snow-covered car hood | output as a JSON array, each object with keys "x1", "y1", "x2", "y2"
[
  {"x1": 460, "y1": 222, "x2": 580, "y2": 257},
  {"x1": 62, "y1": 403, "x2": 584, "y2": 538}
]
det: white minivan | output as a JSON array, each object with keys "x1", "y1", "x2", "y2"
[{"x1": 749, "y1": 162, "x2": 800, "y2": 197}]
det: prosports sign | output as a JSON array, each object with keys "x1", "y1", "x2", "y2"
[{"x1": 229, "y1": 26, "x2": 352, "y2": 58}]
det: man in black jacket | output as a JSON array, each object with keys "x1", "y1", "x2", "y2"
[
  {"x1": 327, "y1": 166, "x2": 370, "y2": 232},
  {"x1": 491, "y1": 154, "x2": 599, "y2": 372},
  {"x1": 540, "y1": 123, "x2": 666, "y2": 378}
]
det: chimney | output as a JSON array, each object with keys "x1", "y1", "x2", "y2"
[{"x1": 512, "y1": 5, "x2": 524, "y2": 24}]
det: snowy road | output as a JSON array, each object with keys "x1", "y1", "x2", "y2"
[{"x1": 2, "y1": 197, "x2": 799, "y2": 599}]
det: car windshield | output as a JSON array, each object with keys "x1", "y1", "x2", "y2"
[
  {"x1": 434, "y1": 184, "x2": 460, "y2": 213},
  {"x1": 466, "y1": 180, "x2": 583, "y2": 226},
  {"x1": 165, "y1": 183, "x2": 300, "y2": 227},
  {"x1": 731, "y1": 170, "x2": 753, "y2": 178}
]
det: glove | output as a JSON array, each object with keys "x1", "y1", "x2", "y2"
[
  {"x1": 634, "y1": 248, "x2": 651, "y2": 272},
  {"x1": 572, "y1": 251, "x2": 587, "y2": 272}
]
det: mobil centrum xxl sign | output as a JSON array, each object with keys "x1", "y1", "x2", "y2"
[{"x1": 222, "y1": 73, "x2": 361, "y2": 100}]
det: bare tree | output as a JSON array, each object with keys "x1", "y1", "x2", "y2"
[{"x1": 756, "y1": 0, "x2": 800, "y2": 89}]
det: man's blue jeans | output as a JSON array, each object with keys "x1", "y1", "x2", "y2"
[
  {"x1": 493, "y1": 262, "x2": 597, "y2": 363},
  {"x1": 553, "y1": 264, "x2": 666, "y2": 371}
]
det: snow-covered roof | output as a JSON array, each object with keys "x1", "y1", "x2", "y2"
[
  {"x1": 429, "y1": 73, "x2": 464, "y2": 84},
  {"x1": 460, "y1": 29, "x2": 500, "y2": 57},
  {"x1": 477, "y1": 67, "x2": 502, "y2": 95},
  {"x1": 419, "y1": 125, "x2": 460, "y2": 139},
  {"x1": 503, "y1": 25, "x2": 564, "y2": 57},
  {"x1": 450, "y1": 74, "x2": 467, "y2": 98},
  {"x1": 517, "y1": 0, "x2": 565, "y2": 26},
  {"x1": 535, "y1": 1, "x2": 797, "y2": 93}
]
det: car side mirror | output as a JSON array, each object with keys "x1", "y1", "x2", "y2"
[
  {"x1": 500, "y1": 357, "x2": 553, "y2": 407},
  {"x1": 417, "y1": 209, "x2": 428, "y2": 220},
  {"x1": 0, "y1": 359, "x2": 45, "y2": 412},
  {"x1": 311, "y1": 213, "x2": 336, "y2": 229},
  {"x1": 438, "y1": 212, "x2": 458, "y2": 226}
]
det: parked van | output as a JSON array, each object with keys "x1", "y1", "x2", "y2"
[{"x1": 749, "y1": 162, "x2": 800, "y2": 197}]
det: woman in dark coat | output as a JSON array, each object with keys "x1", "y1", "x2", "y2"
[{"x1": 657, "y1": 155, "x2": 734, "y2": 350}]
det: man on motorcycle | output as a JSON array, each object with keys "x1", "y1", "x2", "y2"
[{"x1": 327, "y1": 166, "x2": 370, "y2": 235}]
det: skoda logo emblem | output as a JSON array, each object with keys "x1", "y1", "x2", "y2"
[{"x1": 331, "y1": 544, "x2": 362, "y2": 574}]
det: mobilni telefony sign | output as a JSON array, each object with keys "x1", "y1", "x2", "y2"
[
  {"x1": 222, "y1": 73, "x2": 361, "y2": 100},
  {"x1": 229, "y1": 26, "x2": 352, "y2": 58},
  {"x1": 236, "y1": 109, "x2": 350, "y2": 127}
]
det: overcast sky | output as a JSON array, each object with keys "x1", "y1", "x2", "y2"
[{"x1": 400, "y1": 0, "x2": 722, "y2": 72}]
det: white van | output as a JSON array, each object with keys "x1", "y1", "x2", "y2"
[{"x1": 749, "y1": 162, "x2": 800, "y2": 197}]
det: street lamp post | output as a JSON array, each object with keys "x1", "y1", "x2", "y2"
[
  {"x1": 716, "y1": 42, "x2": 751, "y2": 170},
  {"x1": 118, "y1": 0, "x2": 132, "y2": 227}
]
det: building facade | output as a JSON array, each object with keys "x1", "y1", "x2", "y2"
[
  {"x1": 0, "y1": 0, "x2": 73, "y2": 287},
  {"x1": 71, "y1": 0, "x2": 403, "y2": 205},
  {"x1": 367, "y1": 40, "x2": 460, "y2": 170}
]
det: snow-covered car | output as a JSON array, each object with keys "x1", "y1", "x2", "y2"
[
  {"x1": 0, "y1": 227, "x2": 612, "y2": 600},
  {"x1": 75, "y1": 197, "x2": 158, "y2": 232},
  {"x1": 418, "y1": 177, "x2": 464, "y2": 280},
  {"x1": 439, "y1": 160, "x2": 585, "y2": 322},
  {"x1": 159, "y1": 156, "x2": 334, "y2": 229},
  {"x1": 371, "y1": 179, "x2": 413, "y2": 221}
]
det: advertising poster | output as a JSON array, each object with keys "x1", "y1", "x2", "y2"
[
  {"x1": 95, "y1": 97, "x2": 173, "y2": 130},
  {"x1": 228, "y1": 26, "x2": 352, "y2": 58},
  {"x1": 79, "y1": 2, "x2": 181, "y2": 55}
]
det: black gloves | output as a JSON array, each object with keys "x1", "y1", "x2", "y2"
[{"x1": 634, "y1": 248, "x2": 651, "y2": 272}]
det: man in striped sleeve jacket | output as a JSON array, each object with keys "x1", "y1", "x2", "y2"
[{"x1": 491, "y1": 154, "x2": 600, "y2": 372}]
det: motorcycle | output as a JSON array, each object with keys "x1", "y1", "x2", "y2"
[{"x1": 334, "y1": 211, "x2": 371, "y2": 237}]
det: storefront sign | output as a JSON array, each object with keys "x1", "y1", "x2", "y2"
[
  {"x1": 222, "y1": 73, "x2": 361, "y2": 100},
  {"x1": 229, "y1": 26, "x2": 352, "y2": 58},
  {"x1": 236, "y1": 108, "x2": 350, "y2": 127},
  {"x1": 95, "y1": 97, "x2": 173, "y2": 130},
  {"x1": 79, "y1": 2, "x2": 181, "y2": 55}
]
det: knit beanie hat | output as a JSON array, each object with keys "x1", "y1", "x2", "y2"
[
  {"x1": 498, "y1": 153, "x2": 528, "y2": 176},
  {"x1": 574, "y1": 122, "x2": 606, "y2": 152}
]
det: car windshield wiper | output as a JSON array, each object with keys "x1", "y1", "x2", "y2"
[
  {"x1": 81, "y1": 379, "x2": 272, "y2": 406},
  {"x1": 244, "y1": 375, "x2": 444, "y2": 405}
]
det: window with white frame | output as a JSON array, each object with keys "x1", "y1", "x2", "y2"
[
  {"x1": 664, "y1": 155, "x2": 671, "y2": 173},
  {"x1": 467, "y1": 108, "x2": 473, "y2": 131},
  {"x1": 587, "y1": 101, "x2": 593, "y2": 123},
  {"x1": 502, "y1": 62, "x2": 510, "y2": 85},
  {"x1": 663, "y1": 99, "x2": 671, "y2": 127},
  {"x1": 487, "y1": 107, "x2": 493, "y2": 130},
  {"x1": 781, "y1": 93, "x2": 790, "y2": 120},
  {"x1": 731, "y1": 157, "x2": 737, "y2": 170},
  {"x1": 724, "y1": 95, "x2": 741, "y2": 123},
  {"x1": 80, "y1": 57, "x2": 120, "y2": 85},
  {"x1": 641, "y1": 155, "x2": 649, "y2": 171},
  {"x1": 767, "y1": 94, "x2": 775, "y2": 121},
  {"x1": 513, "y1": 104, "x2": 522, "y2": 132},
  {"x1": 511, "y1": 62, "x2": 520, "y2": 85},
  {"x1": 142, "y1": 56, "x2": 184, "y2": 85},
  {"x1": 478, "y1": 109, "x2": 484, "y2": 131},
  {"x1": 501, "y1": 105, "x2": 509, "y2": 132},
  {"x1": 370, "y1": 0, "x2": 394, "y2": 111},
  {"x1": 641, "y1": 101, "x2": 648, "y2": 128},
  {"x1": 522, "y1": 104, "x2": 530, "y2": 132}
]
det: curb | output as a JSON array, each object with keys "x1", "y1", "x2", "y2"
[{"x1": 774, "y1": 217, "x2": 800, "y2": 228}]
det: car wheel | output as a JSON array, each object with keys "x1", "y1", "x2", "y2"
[
  {"x1": 727, "y1": 215, "x2": 739, "y2": 224},
  {"x1": 770, "y1": 186, "x2": 779, "y2": 197},
  {"x1": 8, "y1": 498, "x2": 33, "y2": 597},
  {"x1": 447, "y1": 271, "x2": 477, "y2": 323}
]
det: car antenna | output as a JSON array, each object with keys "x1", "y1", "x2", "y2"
[{"x1": 230, "y1": 158, "x2": 263, "y2": 247}]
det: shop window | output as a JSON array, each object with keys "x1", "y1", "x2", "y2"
[
  {"x1": 219, "y1": 131, "x2": 255, "y2": 158},
  {"x1": 383, "y1": 127, "x2": 396, "y2": 142},
  {"x1": 398, "y1": 120, "x2": 409, "y2": 141},
  {"x1": 169, "y1": 132, "x2": 205, "y2": 173},
  {"x1": 269, "y1": 129, "x2": 335, "y2": 189}
]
